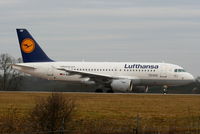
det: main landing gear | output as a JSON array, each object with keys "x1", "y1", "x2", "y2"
[
  {"x1": 106, "y1": 89, "x2": 114, "y2": 93},
  {"x1": 95, "y1": 88, "x2": 114, "y2": 93},
  {"x1": 95, "y1": 89, "x2": 103, "y2": 93}
]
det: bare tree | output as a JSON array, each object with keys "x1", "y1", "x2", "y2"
[
  {"x1": 0, "y1": 53, "x2": 22, "y2": 90},
  {"x1": 28, "y1": 93, "x2": 75, "y2": 133},
  {"x1": 0, "y1": 105, "x2": 25, "y2": 134}
]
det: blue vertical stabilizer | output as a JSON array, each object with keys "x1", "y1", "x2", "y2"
[{"x1": 16, "y1": 29, "x2": 53, "y2": 63}]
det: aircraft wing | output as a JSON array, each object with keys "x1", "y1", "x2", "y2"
[{"x1": 57, "y1": 68, "x2": 116, "y2": 84}]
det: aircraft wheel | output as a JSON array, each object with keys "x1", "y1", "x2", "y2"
[
  {"x1": 107, "y1": 89, "x2": 114, "y2": 93},
  {"x1": 95, "y1": 89, "x2": 103, "y2": 93}
]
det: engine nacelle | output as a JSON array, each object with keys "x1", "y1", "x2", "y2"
[{"x1": 111, "y1": 79, "x2": 133, "y2": 92}]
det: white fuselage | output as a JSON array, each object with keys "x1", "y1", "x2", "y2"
[
  {"x1": 14, "y1": 29, "x2": 195, "y2": 92},
  {"x1": 13, "y1": 62, "x2": 194, "y2": 87}
]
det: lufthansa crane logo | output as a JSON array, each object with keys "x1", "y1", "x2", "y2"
[{"x1": 21, "y1": 38, "x2": 35, "y2": 53}]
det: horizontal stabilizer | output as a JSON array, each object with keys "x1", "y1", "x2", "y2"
[{"x1": 12, "y1": 64, "x2": 36, "y2": 71}]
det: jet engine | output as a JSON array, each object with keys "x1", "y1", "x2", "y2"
[{"x1": 111, "y1": 79, "x2": 133, "y2": 92}]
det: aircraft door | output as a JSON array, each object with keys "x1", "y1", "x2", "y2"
[
  {"x1": 47, "y1": 66, "x2": 55, "y2": 80},
  {"x1": 160, "y1": 65, "x2": 167, "y2": 78}
]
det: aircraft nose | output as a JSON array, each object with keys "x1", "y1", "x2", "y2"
[{"x1": 187, "y1": 73, "x2": 195, "y2": 83}]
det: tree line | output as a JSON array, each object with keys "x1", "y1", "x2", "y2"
[{"x1": 0, "y1": 53, "x2": 22, "y2": 90}]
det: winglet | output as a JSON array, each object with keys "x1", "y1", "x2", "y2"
[{"x1": 16, "y1": 29, "x2": 53, "y2": 63}]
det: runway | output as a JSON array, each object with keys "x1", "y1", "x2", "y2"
[{"x1": 0, "y1": 91, "x2": 199, "y2": 96}]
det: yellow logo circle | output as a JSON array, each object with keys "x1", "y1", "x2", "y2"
[{"x1": 21, "y1": 38, "x2": 35, "y2": 53}]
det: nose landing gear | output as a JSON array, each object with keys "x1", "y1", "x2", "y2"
[{"x1": 163, "y1": 85, "x2": 168, "y2": 94}]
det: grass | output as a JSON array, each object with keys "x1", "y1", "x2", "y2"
[{"x1": 0, "y1": 92, "x2": 200, "y2": 131}]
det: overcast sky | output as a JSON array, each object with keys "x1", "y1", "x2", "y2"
[{"x1": 0, "y1": 0, "x2": 200, "y2": 76}]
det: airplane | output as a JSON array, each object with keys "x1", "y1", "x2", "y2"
[{"x1": 12, "y1": 28, "x2": 195, "y2": 93}]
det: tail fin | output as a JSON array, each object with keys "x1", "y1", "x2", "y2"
[{"x1": 16, "y1": 29, "x2": 53, "y2": 63}]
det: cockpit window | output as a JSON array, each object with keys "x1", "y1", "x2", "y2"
[{"x1": 174, "y1": 69, "x2": 186, "y2": 72}]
